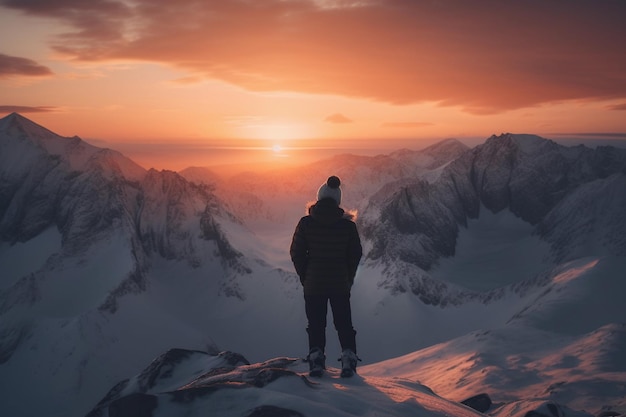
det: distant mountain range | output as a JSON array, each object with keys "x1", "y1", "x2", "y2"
[
  {"x1": 1, "y1": 113, "x2": 625, "y2": 417},
  {"x1": 361, "y1": 132, "x2": 626, "y2": 302}
]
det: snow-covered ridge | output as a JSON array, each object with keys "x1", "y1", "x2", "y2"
[
  {"x1": 362, "y1": 132, "x2": 626, "y2": 300},
  {"x1": 367, "y1": 256, "x2": 626, "y2": 400}
]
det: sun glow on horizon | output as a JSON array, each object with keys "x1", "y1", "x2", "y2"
[{"x1": 0, "y1": 0, "x2": 624, "y2": 173}]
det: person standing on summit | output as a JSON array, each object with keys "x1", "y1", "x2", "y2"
[{"x1": 290, "y1": 175, "x2": 363, "y2": 378}]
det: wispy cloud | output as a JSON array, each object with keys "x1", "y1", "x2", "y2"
[
  {"x1": 325, "y1": 113, "x2": 353, "y2": 123},
  {"x1": 0, "y1": 105, "x2": 57, "y2": 114},
  {"x1": 607, "y1": 103, "x2": 626, "y2": 111},
  {"x1": 2, "y1": 0, "x2": 625, "y2": 114},
  {"x1": 382, "y1": 122, "x2": 433, "y2": 128},
  {"x1": 0, "y1": 53, "x2": 53, "y2": 78},
  {"x1": 550, "y1": 132, "x2": 626, "y2": 139}
]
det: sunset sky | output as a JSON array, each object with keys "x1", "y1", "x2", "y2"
[{"x1": 1, "y1": 0, "x2": 625, "y2": 170}]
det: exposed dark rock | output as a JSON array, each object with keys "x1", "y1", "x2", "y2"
[
  {"x1": 98, "y1": 268, "x2": 148, "y2": 314},
  {"x1": 86, "y1": 379, "x2": 130, "y2": 417},
  {"x1": 137, "y1": 349, "x2": 210, "y2": 391},
  {"x1": 597, "y1": 411, "x2": 621, "y2": 417},
  {"x1": 218, "y1": 350, "x2": 251, "y2": 366},
  {"x1": 461, "y1": 393, "x2": 492, "y2": 412},
  {"x1": 86, "y1": 354, "x2": 310, "y2": 416},
  {"x1": 108, "y1": 393, "x2": 157, "y2": 417},
  {"x1": 0, "y1": 273, "x2": 41, "y2": 314},
  {"x1": 85, "y1": 349, "x2": 251, "y2": 415},
  {"x1": 524, "y1": 402, "x2": 567, "y2": 417},
  {"x1": 245, "y1": 405, "x2": 305, "y2": 417},
  {"x1": 183, "y1": 357, "x2": 303, "y2": 392},
  {"x1": 0, "y1": 324, "x2": 29, "y2": 364}
]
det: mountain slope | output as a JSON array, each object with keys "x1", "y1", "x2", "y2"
[
  {"x1": 365, "y1": 256, "x2": 626, "y2": 415},
  {"x1": 365, "y1": 322, "x2": 626, "y2": 416}
]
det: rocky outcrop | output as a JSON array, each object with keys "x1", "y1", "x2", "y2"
[
  {"x1": 461, "y1": 393, "x2": 492, "y2": 413},
  {"x1": 86, "y1": 349, "x2": 307, "y2": 417}
]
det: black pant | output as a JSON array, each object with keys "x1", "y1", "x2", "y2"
[{"x1": 305, "y1": 294, "x2": 357, "y2": 354}]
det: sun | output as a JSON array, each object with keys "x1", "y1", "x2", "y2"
[{"x1": 272, "y1": 144, "x2": 283, "y2": 153}]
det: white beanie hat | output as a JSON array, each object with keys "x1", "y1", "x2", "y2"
[{"x1": 317, "y1": 175, "x2": 342, "y2": 205}]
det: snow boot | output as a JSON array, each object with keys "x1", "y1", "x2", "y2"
[
  {"x1": 339, "y1": 349, "x2": 359, "y2": 378},
  {"x1": 307, "y1": 347, "x2": 326, "y2": 377}
]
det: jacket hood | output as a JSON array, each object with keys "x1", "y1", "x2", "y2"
[{"x1": 306, "y1": 198, "x2": 357, "y2": 223}]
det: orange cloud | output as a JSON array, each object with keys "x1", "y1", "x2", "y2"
[
  {"x1": 170, "y1": 76, "x2": 204, "y2": 85},
  {"x1": 0, "y1": 53, "x2": 53, "y2": 78},
  {"x1": 325, "y1": 113, "x2": 353, "y2": 123},
  {"x1": 3, "y1": 0, "x2": 625, "y2": 114}
]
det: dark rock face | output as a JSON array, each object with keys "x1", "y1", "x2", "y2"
[
  {"x1": 137, "y1": 349, "x2": 228, "y2": 392},
  {"x1": 524, "y1": 402, "x2": 568, "y2": 417},
  {"x1": 245, "y1": 405, "x2": 305, "y2": 417},
  {"x1": 461, "y1": 393, "x2": 492, "y2": 413},
  {"x1": 108, "y1": 393, "x2": 158, "y2": 417},
  {"x1": 86, "y1": 349, "x2": 248, "y2": 415},
  {"x1": 0, "y1": 324, "x2": 29, "y2": 364}
]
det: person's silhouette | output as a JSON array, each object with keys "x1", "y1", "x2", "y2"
[{"x1": 290, "y1": 175, "x2": 362, "y2": 377}]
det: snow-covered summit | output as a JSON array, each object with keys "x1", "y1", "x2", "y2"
[
  {"x1": 406, "y1": 137, "x2": 470, "y2": 162},
  {"x1": 0, "y1": 112, "x2": 146, "y2": 182},
  {"x1": 485, "y1": 133, "x2": 555, "y2": 154},
  {"x1": 0, "y1": 112, "x2": 62, "y2": 142}
]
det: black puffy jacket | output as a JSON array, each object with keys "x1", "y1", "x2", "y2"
[{"x1": 290, "y1": 198, "x2": 363, "y2": 295}]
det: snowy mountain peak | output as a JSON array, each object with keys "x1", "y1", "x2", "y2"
[
  {"x1": 0, "y1": 113, "x2": 146, "y2": 182},
  {"x1": 0, "y1": 112, "x2": 86, "y2": 158},
  {"x1": 485, "y1": 132, "x2": 556, "y2": 154},
  {"x1": 0, "y1": 112, "x2": 59, "y2": 141},
  {"x1": 421, "y1": 137, "x2": 469, "y2": 153}
]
